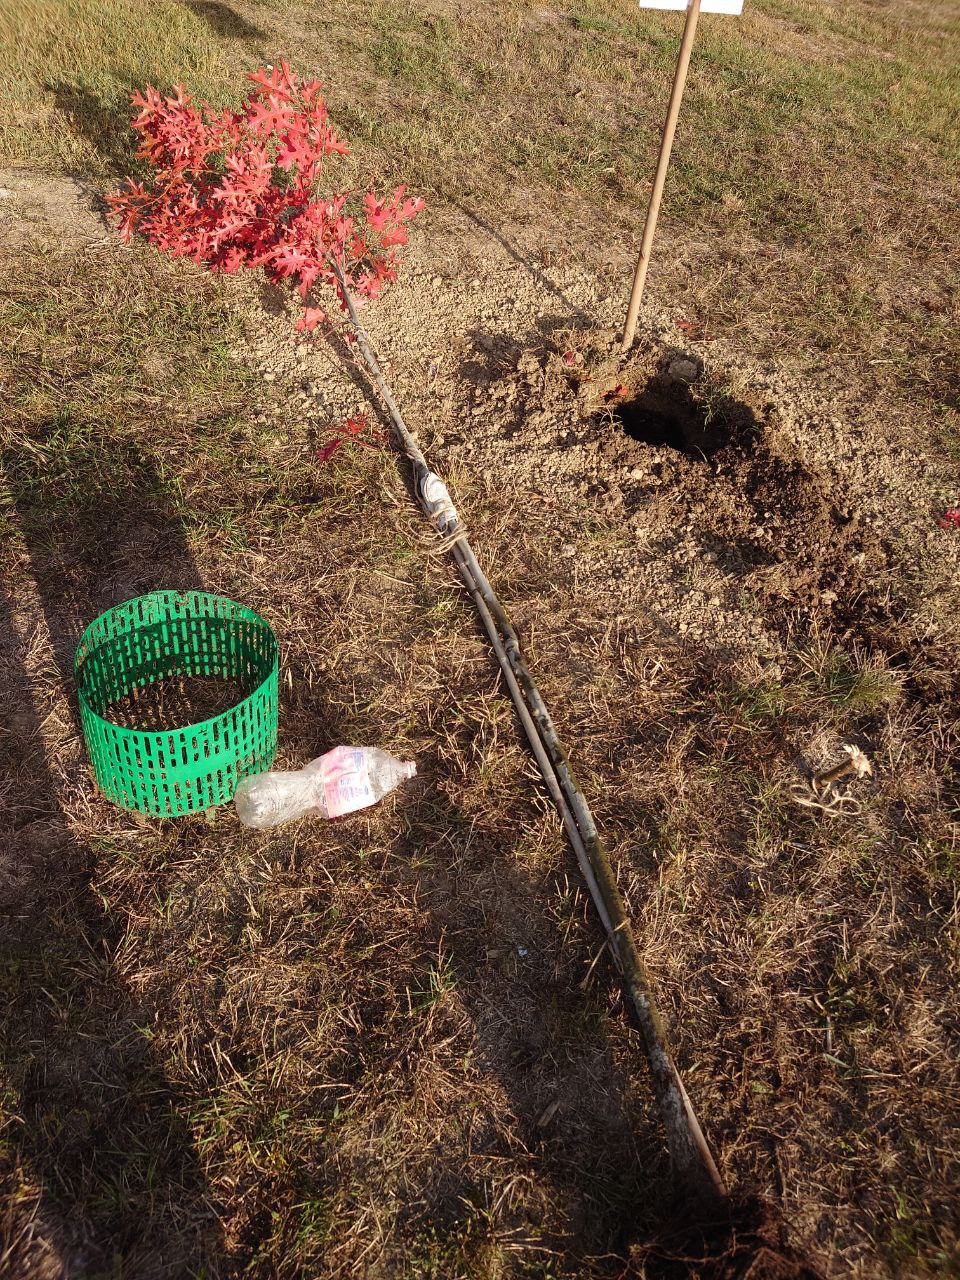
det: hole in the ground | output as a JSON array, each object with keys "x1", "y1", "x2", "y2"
[{"x1": 612, "y1": 375, "x2": 759, "y2": 458}]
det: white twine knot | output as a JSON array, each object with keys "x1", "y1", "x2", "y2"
[{"x1": 419, "y1": 471, "x2": 460, "y2": 536}]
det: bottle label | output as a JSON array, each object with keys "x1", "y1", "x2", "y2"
[{"x1": 321, "y1": 746, "x2": 375, "y2": 818}]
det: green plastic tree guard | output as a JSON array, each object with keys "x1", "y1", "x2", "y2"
[{"x1": 74, "y1": 591, "x2": 278, "y2": 816}]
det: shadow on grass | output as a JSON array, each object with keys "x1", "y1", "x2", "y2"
[
  {"x1": 50, "y1": 81, "x2": 142, "y2": 177},
  {"x1": 183, "y1": 0, "x2": 266, "y2": 39},
  {"x1": 291, "y1": 338, "x2": 670, "y2": 1268},
  {"x1": 398, "y1": 794, "x2": 664, "y2": 1267},
  {"x1": 48, "y1": 8, "x2": 264, "y2": 177},
  {"x1": 0, "y1": 441, "x2": 222, "y2": 1275}
]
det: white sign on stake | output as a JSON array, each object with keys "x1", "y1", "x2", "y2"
[{"x1": 622, "y1": 0, "x2": 744, "y2": 351}]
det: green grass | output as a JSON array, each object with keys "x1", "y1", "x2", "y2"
[
  {"x1": 1, "y1": 0, "x2": 232, "y2": 172},
  {"x1": 0, "y1": 251, "x2": 264, "y2": 579},
  {"x1": 707, "y1": 640, "x2": 902, "y2": 734}
]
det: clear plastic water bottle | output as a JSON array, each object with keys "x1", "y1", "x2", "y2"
[{"x1": 233, "y1": 746, "x2": 416, "y2": 829}]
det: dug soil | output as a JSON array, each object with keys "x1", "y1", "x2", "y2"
[{"x1": 246, "y1": 202, "x2": 959, "y2": 680}]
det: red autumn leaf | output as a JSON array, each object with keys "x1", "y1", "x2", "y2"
[
  {"x1": 295, "y1": 307, "x2": 326, "y2": 332},
  {"x1": 676, "y1": 316, "x2": 714, "y2": 342},
  {"x1": 247, "y1": 62, "x2": 294, "y2": 100},
  {"x1": 269, "y1": 242, "x2": 313, "y2": 277},
  {"x1": 109, "y1": 66, "x2": 424, "y2": 331},
  {"x1": 317, "y1": 438, "x2": 344, "y2": 463},
  {"x1": 938, "y1": 507, "x2": 960, "y2": 529},
  {"x1": 247, "y1": 96, "x2": 294, "y2": 137},
  {"x1": 603, "y1": 383, "x2": 631, "y2": 402},
  {"x1": 316, "y1": 412, "x2": 385, "y2": 464}
]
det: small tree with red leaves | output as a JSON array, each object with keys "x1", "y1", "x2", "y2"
[{"x1": 109, "y1": 63, "x2": 423, "y2": 333}]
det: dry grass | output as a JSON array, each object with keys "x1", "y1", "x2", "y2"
[
  {"x1": 0, "y1": 245, "x2": 666, "y2": 1278},
  {"x1": 2, "y1": 209, "x2": 958, "y2": 1279},
  {"x1": 4, "y1": 0, "x2": 957, "y2": 426},
  {"x1": 1, "y1": 1, "x2": 959, "y2": 1277}
]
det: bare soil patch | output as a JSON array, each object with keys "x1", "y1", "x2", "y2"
[
  {"x1": 0, "y1": 167, "x2": 107, "y2": 250},
  {"x1": 243, "y1": 203, "x2": 959, "y2": 664}
]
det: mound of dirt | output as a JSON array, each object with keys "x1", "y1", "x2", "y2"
[
  {"x1": 444, "y1": 326, "x2": 958, "y2": 668},
  {"x1": 237, "y1": 205, "x2": 959, "y2": 671}
]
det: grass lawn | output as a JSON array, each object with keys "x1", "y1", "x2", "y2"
[
  {"x1": 4, "y1": 0, "x2": 959, "y2": 414},
  {"x1": 0, "y1": 1, "x2": 958, "y2": 1277}
]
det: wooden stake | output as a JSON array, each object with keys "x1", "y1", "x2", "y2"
[{"x1": 622, "y1": 0, "x2": 702, "y2": 351}]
